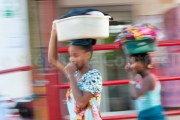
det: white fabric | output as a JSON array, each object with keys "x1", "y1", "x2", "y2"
[{"x1": 86, "y1": 11, "x2": 104, "y2": 16}]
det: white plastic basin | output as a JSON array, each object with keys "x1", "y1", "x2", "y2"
[{"x1": 54, "y1": 15, "x2": 110, "y2": 42}]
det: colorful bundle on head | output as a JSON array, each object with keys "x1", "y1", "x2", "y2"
[{"x1": 115, "y1": 23, "x2": 160, "y2": 43}]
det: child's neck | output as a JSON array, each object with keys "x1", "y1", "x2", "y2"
[
  {"x1": 139, "y1": 70, "x2": 150, "y2": 78},
  {"x1": 78, "y1": 64, "x2": 92, "y2": 75}
]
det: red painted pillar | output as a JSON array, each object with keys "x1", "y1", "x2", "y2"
[
  {"x1": 45, "y1": 71, "x2": 61, "y2": 120},
  {"x1": 37, "y1": 0, "x2": 62, "y2": 120}
]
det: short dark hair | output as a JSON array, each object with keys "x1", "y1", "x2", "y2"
[
  {"x1": 80, "y1": 39, "x2": 96, "y2": 53},
  {"x1": 130, "y1": 53, "x2": 151, "y2": 67},
  {"x1": 73, "y1": 39, "x2": 96, "y2": 57}
]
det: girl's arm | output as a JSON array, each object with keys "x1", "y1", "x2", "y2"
[
  {"x1": 65, "y1": 63, "x2": 93, "y2": 109},
  {"x1": 69, "y1": 75, "x2": 93, "y2": 109},
  {"x1": 125, "y1": 64, "x2": 155, "y2": 100},
  {"x1": 48, "y1": 22, "x2": 66, "y2": 74},
  {"x1": 129, "y1": 75, "x2": 155, "y2": 100}
]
